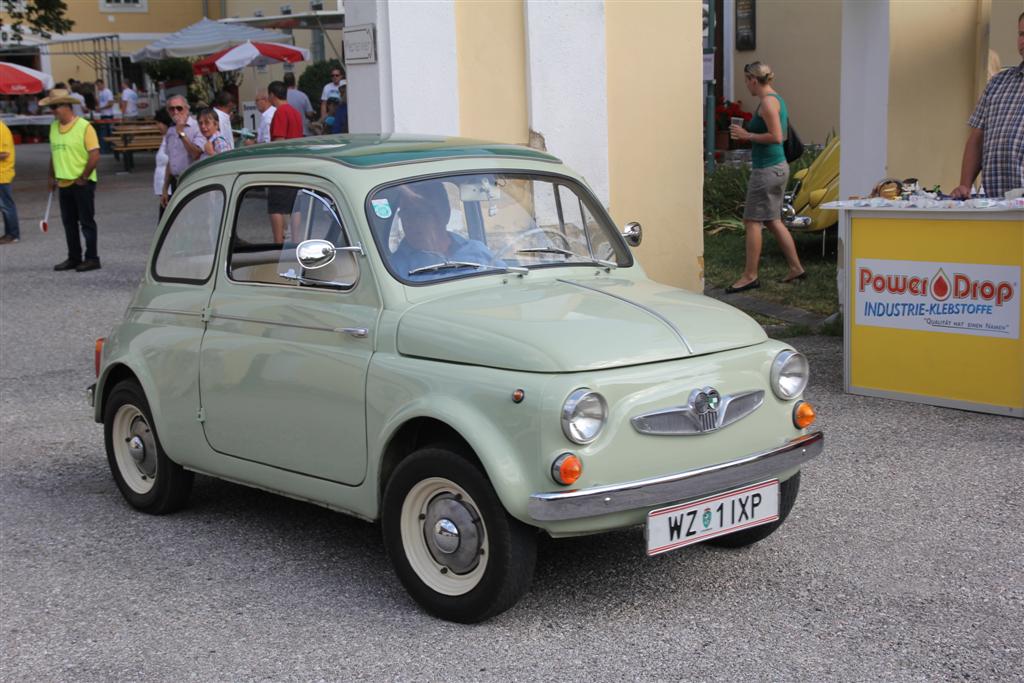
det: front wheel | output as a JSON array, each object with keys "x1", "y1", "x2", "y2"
[
  {"x1": 382, "y1": 447, "x2": 537, "y2": 623},
  {"x1": 103, "y1": 380, "x2": 193, "y2": 514}
]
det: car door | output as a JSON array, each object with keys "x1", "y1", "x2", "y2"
[{"x1": 198, "y1": 174, "x2": 378, "y2": 485}]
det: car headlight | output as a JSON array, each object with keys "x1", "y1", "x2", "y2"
[
  {"x1": 771, "y1": 350, "x2": 809, "y2": 400},
  {"x1": 561, "y1": 389, "x2": 607, "y2": 444}
]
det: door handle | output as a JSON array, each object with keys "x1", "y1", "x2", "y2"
[{"x1": 336, "y1": 327, "x2": 368, "y2": 338}]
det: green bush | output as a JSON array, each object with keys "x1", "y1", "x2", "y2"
[
  {"x1": 144, "y1": 57, "x2": 194, "y2": 85},
  {"x1": 298, "y1": 59, "x2": 343, "y2": 113}
]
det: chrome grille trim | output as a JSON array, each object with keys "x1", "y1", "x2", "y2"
[{"x1": 631, "y1": 390, "x2": 764, "y2": 436}]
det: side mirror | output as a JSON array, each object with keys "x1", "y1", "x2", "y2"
[
  {"x1": 621, "y1": 221, "x2": 642, "y2": 247},
  {"x1": 297, "y1": 239, "x2": 365, "y2": 270}
]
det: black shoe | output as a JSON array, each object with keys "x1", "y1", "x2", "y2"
[
  {"x1": 780, "y1": 271, "x2": 807, "y2": 284},
  {"x1": 0, "y1": 235, "x2": 19, "y2": 244},
  {"x1": 75, "y1": 259, "x2": 102, "y2": 272},
  {"x1": 725, "y1": 279, "x2": 760, "y2": 294},
  {"x1": 54, "y1": 258, "x2": 81, "y2": 271}
]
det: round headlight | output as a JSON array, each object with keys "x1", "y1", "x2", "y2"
[
  {"x1": 771, "y1": 350, "x2": 809, "y2": 400},
  {"x1": 561, "y1": 389, "x2": 607, "y2": 444}
]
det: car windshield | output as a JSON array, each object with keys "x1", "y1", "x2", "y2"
[{"x1": 367, "y1": 173, "x2": 630, "y2": 284}]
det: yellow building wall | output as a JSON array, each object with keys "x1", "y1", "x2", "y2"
[
  {"x1": 60, "y1": 0, "x2": 206, "y2": 34},
  {"x1": 887, "y1": 0, "x2": 980, "y2": 190},
  {"x1": 990, "y1": 0, "x2": 1024, "y2": 66},
  {"x1": 731, "y1": 0, "x2": 841, "y2": 146},
  {"x1": 453, "y1": 0, "x2": 528, "y2": 144},
  {"x1": 606, "y1": 0, "x2": 704, "y2": 291}
]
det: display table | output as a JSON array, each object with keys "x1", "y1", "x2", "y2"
[
  {"x1": 0, "y1": 114, "x2": 55, "y2": 126},
  {"x1": 830, "y1": 202, "x2": 1024, "y2": 417}
]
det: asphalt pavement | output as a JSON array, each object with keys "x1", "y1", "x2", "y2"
[{"x1": 1, "y1": 143, "x2": 1022, "y2": 681}]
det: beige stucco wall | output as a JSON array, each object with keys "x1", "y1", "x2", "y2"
[
  {"x1": 886, "y1": 0, "x2": 980, "y2": 189},
  {"x1": 606, "y1": 0, "x2": 703, "y2": 291},
  {"x1": 731, "y1": 0, "x2": 841, "y2": 146},
  {"x1": 990, "y1": 0, "x2": 1024, "y2": 67},
  {"x1": 453, "y1": 0, "x2": 528, "y2": 144},
  {"x1": 60, "y1": 0, "x2": 205, "y2": 34}
]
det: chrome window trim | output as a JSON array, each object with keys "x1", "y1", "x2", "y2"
[
  {"x1": 223, "y1": 179, "x2": 361, "y2": 293},
  {"x1": 631, "y1": 389, "x2": 764, "y2": 436},
  {"x1": 527, "y1": 431, "x2": 824, "y2": 521}
]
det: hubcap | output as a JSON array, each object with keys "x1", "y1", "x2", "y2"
[
  {"x1": 111, "y1": 404, "x2": 158, "y2": 495},
  {"x1": 422, "y1": 494, "x2": 481, "y2": 574}
]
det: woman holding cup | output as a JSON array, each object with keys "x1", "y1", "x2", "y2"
[{"x1": 725, "y1": 61, "x2": 805, "y2": 293}]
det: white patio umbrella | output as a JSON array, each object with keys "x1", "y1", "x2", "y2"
[{"x1": 130, "y1": 17, "x2": 293, "y2": 62}]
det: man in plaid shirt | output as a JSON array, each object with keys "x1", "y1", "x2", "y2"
[{"x1": 952, "y1": 12, "x2": 1024, "y2": 199}]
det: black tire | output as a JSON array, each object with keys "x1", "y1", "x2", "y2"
[
  {"x1": 382, "y1": 446, "x2": 537, "y2": 623},
  {"x1": 103, "y1": 379, "x2": 193, "y2": 514},
  {"x1": 705, "y1": 472, "x2": 801, "y2": 549}
]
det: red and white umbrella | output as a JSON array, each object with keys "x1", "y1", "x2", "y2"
[
  {"x1": 0, "y1": 63, "x2": 55, "y2": 95},
  {"x1": 193, "y1": 41, "x2": 310, "y2": 75}
]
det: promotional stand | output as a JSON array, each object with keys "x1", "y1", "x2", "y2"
[{"x1": 834, "y1": 204, "x2": 1024, "y2": 418}]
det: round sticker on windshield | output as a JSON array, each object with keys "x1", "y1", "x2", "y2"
[{"x1": 372, "y1": 198, "x2": 393, "y2": 219}]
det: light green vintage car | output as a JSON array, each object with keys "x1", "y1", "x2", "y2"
[{"x1": 89, "y1": 135, "x2": 823, "y2": 623}]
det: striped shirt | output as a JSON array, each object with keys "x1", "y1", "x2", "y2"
[{"x1": 967, "y1": 62, "x2": 1024, "y2": 198}]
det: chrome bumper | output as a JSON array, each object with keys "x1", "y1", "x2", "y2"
[
  {"x1": 526, "y1": 431, "x2": 824, "y2": 521},
  {"x1": 86, "y1": 383, "x2": 95, "y2": 408},
  {"x1": 784, "y1": 215, "x2": 812, "y2": 230}
]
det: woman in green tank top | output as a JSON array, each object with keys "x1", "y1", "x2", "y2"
[{"x1": 725, "y1": 62, "x2": 805, "y2": 293}]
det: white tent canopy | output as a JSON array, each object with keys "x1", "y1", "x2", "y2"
[{"x1": 131, "y1": 17, "x2": 293, "y2": 62}]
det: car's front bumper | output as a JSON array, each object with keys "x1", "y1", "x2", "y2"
[{"x1": 526, "y1": 431, "x2": 823, "y2": 521}]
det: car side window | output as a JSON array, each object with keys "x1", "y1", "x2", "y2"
[
  {"x1": 228, "y1": 184, "x2": 358, "y2": 290},
  {"x1": 153, "y1": 187, "x2": 224, "y2": 283}
]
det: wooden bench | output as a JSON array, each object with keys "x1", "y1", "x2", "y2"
[{"x1": 105, "y1": 121, "x2": 162, "y2": 172}]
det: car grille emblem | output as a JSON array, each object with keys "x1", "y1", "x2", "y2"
[{"x1": 692, "y1": 388, "x2": 721, "y2": 432}]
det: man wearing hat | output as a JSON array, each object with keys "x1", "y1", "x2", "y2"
[{"x1": 41, "y1": 88, "x2": 101, "y2": 272}]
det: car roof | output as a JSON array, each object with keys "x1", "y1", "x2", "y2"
[{"x1": 185, "y1": 134, "x2": 562, "y2": 178}]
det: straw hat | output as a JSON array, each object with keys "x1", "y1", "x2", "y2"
[{"x1": 38, "y1": 88, "x2": 79, "y2": 107}]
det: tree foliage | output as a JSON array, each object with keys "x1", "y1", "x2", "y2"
[
  {"x1": 298, "y1": 59, "x2": 343, "y2": 109},
  {"x1": 0, "y1": 0, "x2": 74, "y2": 42}
]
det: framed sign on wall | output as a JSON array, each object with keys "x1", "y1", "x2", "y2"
[{"x1": 736, "y1": 0, "x2": 756, "y2": 51}]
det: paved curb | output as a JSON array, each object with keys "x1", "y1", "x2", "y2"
[{"x1": 704, "y1": 286, "x2": 831, "y2": 330}]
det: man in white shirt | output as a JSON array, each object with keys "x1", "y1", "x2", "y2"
[
  {"x1": 68, "y1": 80, "x2": 88, "y2": 117},
  {"x1": 94, "y1": 79, "x2": 115, "y2": 154},
  {"x1": 283, "y1": 72, "x2": 316, "y2": 136},
  {"x1": 246, "y1": 90, "x2": 275, "y2": 145},
  {"x1": 120, "y1": 81, "x2": 139, "y2": 120},
  {"x1": 319, "y1": 67, "x2": 345, "y2": 120},
  {"x1": 213, "y1": 90, "x2": 236, "y2": 150}
]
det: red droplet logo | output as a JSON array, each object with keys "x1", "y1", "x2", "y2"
[{"x1": 931, "y1": 269, "x2": 951, "y2": 301}]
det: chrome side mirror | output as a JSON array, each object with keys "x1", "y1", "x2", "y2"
[
  {"x1": 621, "y1": 221, "x2": 642, "y2": 247},
  {"x1": 296, "y1": 239, "x2": 364, "y2": 270}
]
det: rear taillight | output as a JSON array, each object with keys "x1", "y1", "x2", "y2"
[{"x1": 94, "y1": 338, "x2": 105, "y2": 377}]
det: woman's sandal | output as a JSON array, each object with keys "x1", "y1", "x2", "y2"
[
  {"x1": 779, "y1": 271, "x2": 807, "y2": 284},
  {"x1": 725, "y1": 279, "x2": 760, "y2": 294}
]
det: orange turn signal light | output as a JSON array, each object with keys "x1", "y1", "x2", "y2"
[
  {"x1": 551, "y1": 453, "x2": 582, "y2": 486},
  {"x1": 94, "y1": 338, "x2": 106, "y2": 378},
  {"x1": 793, "y1": 400, "x2": 816, "y2": 429}
]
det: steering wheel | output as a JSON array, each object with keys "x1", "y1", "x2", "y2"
[{"x1": 496, "y1": 227, "x2": 578, "y2": 260}]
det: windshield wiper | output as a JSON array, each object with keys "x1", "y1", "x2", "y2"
[
  {"x1": 408, "y1": 260, "x2": 528, "y2": 276},
  {"x1": 517, "y1": 246, "x2": 575, "y2": 258}
]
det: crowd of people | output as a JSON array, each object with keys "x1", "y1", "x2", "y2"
[{"x1": 0, "y1": 68, "x2": 350, "y2": 262}]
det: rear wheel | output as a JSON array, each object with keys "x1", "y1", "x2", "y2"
[
  {"x1": 382, "y1": 446, "x2": 537, "y2": 623},
  {"x1": 103, "y1": 380, "x2": 193, "y2": 514},
  {"x1": 705, "y1": 472, "x2": 801, "y2": 549}
]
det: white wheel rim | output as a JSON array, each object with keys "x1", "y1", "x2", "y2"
[
  {"x1": 399, "y1": 477, "x2": 489, "y2": 596},
  {"x1": 111, "y1": 404, "x2": 157, "y2": 495}
]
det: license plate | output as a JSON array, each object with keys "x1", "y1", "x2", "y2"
[{"x1": 645, "y1": 480, "x2": 779, "y2": 556}]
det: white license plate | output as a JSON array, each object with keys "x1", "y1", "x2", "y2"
[{"x1": 646, "y1": 480, "x2": 779, "y2": 556}]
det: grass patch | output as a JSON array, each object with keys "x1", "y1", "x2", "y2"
[{"x1": 703, "y1": 227, "x2": 839, "y2": 316}]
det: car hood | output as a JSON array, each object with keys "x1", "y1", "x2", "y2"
[{"x1": 396, "y1": 276, "x2": 767, "y2": 372}]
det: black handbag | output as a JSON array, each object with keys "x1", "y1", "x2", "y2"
[{"x1": 783, "y1": 123, "x2": 804, "y2": 163}]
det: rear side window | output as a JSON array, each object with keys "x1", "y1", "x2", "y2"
[
  {"x1": 228, "y1": 185, "x2": 358, "y2": 290},
  {"x1": 153, "y1": 187, "x2": 225, "y2": 283}
]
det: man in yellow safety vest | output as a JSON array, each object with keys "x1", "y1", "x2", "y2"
[{"x1": 40, "y1": 88, "x2": 101, "y2": 272}]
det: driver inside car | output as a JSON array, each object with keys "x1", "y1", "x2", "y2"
[{"x1": 388, "y1": 181, "x2": 503, "y2": 278}]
